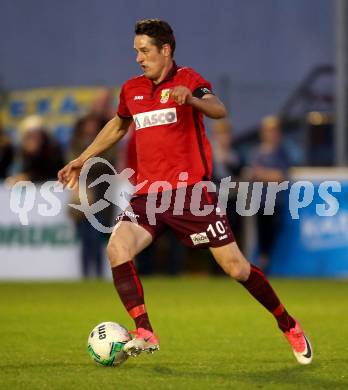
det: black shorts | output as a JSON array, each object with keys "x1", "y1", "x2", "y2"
[{"x1": 116, "y1": 185, "x2": 235, "y2": 248}]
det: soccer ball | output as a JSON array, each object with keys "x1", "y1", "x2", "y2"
[{"x1": 87, "y1": 322, "x2": 131, "y2": 366}]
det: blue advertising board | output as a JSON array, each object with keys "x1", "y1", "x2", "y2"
[{"x1": 270, "y1": 171, "x2": 348, "y2": 277}]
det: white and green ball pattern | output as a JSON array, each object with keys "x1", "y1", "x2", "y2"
[{"x1": 87, "y1": 322, "x2": 131, "y2": 366}]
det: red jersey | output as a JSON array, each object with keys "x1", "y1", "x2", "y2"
[{"x1": 117, "y1": 62, "x2": 213, "y2": 194}]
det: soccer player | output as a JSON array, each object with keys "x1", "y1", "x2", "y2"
[{"x1": 58, "y1": 19, "x2": 312, "y2": 364}]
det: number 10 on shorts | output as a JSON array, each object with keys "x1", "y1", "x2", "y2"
[{"x1": 207, "y1": 221, "x2": 226, "y2": 238}]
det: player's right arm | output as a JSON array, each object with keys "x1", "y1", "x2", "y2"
[{"x1": 58, "y1": 115, "x2": 132, "y2": 188}]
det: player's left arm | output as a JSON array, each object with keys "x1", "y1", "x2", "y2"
[
  {"x1": 170, "y1": 86, "x2": 227, "y2": 119},
  {"x1": 189, "y1": 93, "x2": 227, "y2": 119}
]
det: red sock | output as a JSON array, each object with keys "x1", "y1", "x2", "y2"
[
  {"x1": 112, "y1": 261, "x2": 153, "y2": 331},
  {"x1": 240, "y1": 265, "x2": 296, "y2": 332}
]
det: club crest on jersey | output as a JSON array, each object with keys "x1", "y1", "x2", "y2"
[
  {"x1": 133, "y1": 108, "x2": 177, "y2": 130},
  {"x1": 160, "y1": 88, "x2": 170, "y2": 104}
]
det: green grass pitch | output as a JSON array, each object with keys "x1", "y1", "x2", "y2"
[{"x1": 1, "y1": 278, "x2": 347, "y2": 389}]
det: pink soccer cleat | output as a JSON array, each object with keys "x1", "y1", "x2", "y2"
[
  {"x1": 123, "y1": 328, "x2": 160, "y2": 357},
  {"x1": 284, "y1": 321, "x2": 313, "y2": 365}
]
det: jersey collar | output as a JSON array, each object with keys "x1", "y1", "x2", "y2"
[{"x1": 151, "y1": 61, "x2": 178, "y2": 91}]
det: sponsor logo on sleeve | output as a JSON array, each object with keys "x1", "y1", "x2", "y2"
[{"x1": 133, "y1": 108, "x2": 177, "y2": 130}]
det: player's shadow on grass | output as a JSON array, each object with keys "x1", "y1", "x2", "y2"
[
  {"x1": 226, "y1": 364, "x2": 346, "y2": 388},
  {"x1": 0, "y1": 361, "x2": 143, "y2": 371},
  {"x1": 0, "y1": 362, "x2": 92, "y2": 370},
  {"x1": 149, "y1": 362, "x2": 347, "y2": 389}
]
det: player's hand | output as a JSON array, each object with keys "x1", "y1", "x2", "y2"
[
  {"x1": 170, "y1": 86, "x2": 193, "y2": 105},
  {"x1": 57, "y1": 157, "x2": 84, "y2": 189}
]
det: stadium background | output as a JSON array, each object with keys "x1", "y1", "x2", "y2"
[
  {"x1": 0, "y1": 2, "x2": 348, "y2": 389},
  {"x1": 1, "y1": 0, "x2": 334, "y2": 131},
  {"x1": 1, "y1": 0, "x2": 347, "y2": 279}
]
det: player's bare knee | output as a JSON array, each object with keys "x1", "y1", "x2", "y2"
[
  {"x1": 107, "y1": 239, "x2": 132, "y2": 267},
  {"x1": 225, "y1": 256, "x2": 249, "y2": 281}
]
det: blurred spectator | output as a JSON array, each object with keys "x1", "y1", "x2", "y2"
[
  {"x1": 0, "y1": 122, "x2": 14, "y2": 179},
  {"x1": 69, "y1": 188, "x2": 104, "y2": 278},
  {"x1": 210, "y1": 118, "x2": 244, "y2": 274},
  {"x1": 249, "y1": 115, "x2": 291, "y2": 273},
  {"x1": 68, "y1": 114, "x2": 104, "y2": 159},
  {"x1": 211, "y1": 118, "x2": 243, "y2": 234},
  {"x1": 68, "y1": 113, "x2": 117, "y2": 278},
  {"x1": 6, "y1": 115, "x2": 63, "y2": 185},
  {"x1": 90, "y1": 87, "x2": 115, "y2": 127}
]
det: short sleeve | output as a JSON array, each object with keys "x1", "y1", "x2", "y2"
[
  {"x1": 117, "y1": 84, "x2": 132, "y2": 118},
  {"x1": 187, "y1": 70, "x2": 213, "y2": 98}
]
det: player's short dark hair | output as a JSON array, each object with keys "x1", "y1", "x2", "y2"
[{"x1": 135, "y1": 19, "x2": 176, "y2": 57}]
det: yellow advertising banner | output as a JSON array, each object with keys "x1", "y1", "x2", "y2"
[{"x1": 0, "y1": 86, "x2": 118, "y2": 145}]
